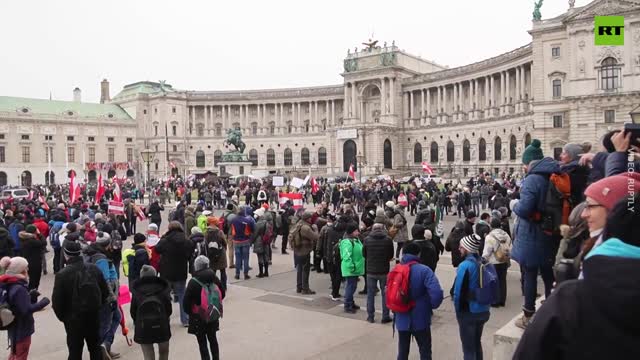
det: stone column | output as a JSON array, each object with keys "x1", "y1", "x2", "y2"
[
  {"x1": 331, "y1": 100, "x2": 335, "y2": 124},
  {"x1": 314, "y1": 101, "x2": 318, "y2": 126},
  {"x1": 297, "y1": 103, "x2": 301, "y2": 127},
  {"x1": 506, "y1": 70, "x2": 511, "y2": 113},
  {"x1": 436, "y1": 86, "x2": 441, "y2": 114},
  {"x1": 500, "y1": 72, "x2": 505, "y2": 114},
  {"x1": 325, "y1": 101, "x2": 329, "y2": 128},
  {"x1": 443, "y1": 85, "x2": 448, "y2": 115},
  {"x1": 409, "y1": 91, "x2": 414, "y2": 119},
  {"x1": 490, "y1": 75, "x2": 495, "y2": 110},
  {"x1": 426, "y1": 88, "x2": 431, "y2": 119},
  {"x1": 351, "y1": 83, "x2": 357, "y2": 118},
  {"x1": 404, "y1": 92, "x2": 410, "y2": 119},
  {"x1": 344, "y1": 84, "x2": 349, "y2": 119},
  {"x1": 468, "y1": 81, "x2": 473, "y2": 117},
  {"x1": 421, "y1": 89, "x2": 425, "y2": 121},
  {"x1": 515, "y1": 67, "x2": 520, "y2": 112},
  {"x1": 390, "y1": 78, "x2": 395, "y2": 114},
  {"x1": 453, "y1": 83, "x2": 458, "y2": 113},
  {"x1": 381, "y1": 78, "x2": 386, "y2": 115}
]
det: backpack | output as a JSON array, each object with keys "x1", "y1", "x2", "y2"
[
  {"x1": 472, "y1": 259, "x2": 499, "y2": 306},
  {"x1": 230, "y1": 221, "x2": 251, "y2": 238},
  {"x1": 72, "y1": 266, "x2": 103, "y2": 314},
  {"x1": 135, "y1": 295, "x2": 169, "y2": 338},
  {"x1": 205, "y1": 230, "x2": 223, "y2": 265},
  {"x1": 168, "y1": 208, "x2": 177, "y2": 222},
  {"x1": 540, "y1": 173, "x2": 572, "y2": 237},
  {"x1": 110, "y1": 230, "x2": 123, "y2": 251},
  {"x1": 191, "y1": 278, "x2": 222, "y2": 323},
  {"x1": 386, "y1": 261, "x2": 418, "y2": 313},
  {"x1": 50, "y1": 231, "x2": 61, "y2": 249},
  {"x1": 0, "y1": 284, "x2": 16, "y2": 330}
]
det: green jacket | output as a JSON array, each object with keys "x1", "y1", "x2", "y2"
[
  {"x1": 339, "y1": 237, "x2": 365, "y2": 277},
  {"x1": 197, "y1": 215, "x2": 209, "y2": 233}
]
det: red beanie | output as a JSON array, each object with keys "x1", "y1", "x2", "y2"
[{"x1": 584, "y1": 172, "x2": 640, "y2": 211}]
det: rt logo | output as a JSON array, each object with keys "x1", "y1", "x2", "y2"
[{"x1": 595, "y1": 16, "x2": 624, "y2": 45}]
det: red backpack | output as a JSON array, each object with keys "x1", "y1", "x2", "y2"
[{"x1": 386, "y1": 261, "x2": 418, "y2": 313}]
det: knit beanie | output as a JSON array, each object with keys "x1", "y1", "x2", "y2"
[
  {"x1": 522, "y1": 139, "x2": 543, "y2": 165},
  {"x1": 25, "y1": 225, "x2": 37, "y2": 234},
  {"x1": 191, "y1": 226, "x2": 202, "y2": 235},
  {"x1": 140, "y1": 265, "x2": 157, "y2": 278},
  {"x1": 490, "y1": 217, "x2": 502, "y2": 229},
  {"x1": 403, "y1": 242, "x2": 421, "y2": 256},
  {"x1": 411, "y1": 224, "x2": 426, "y2": 239},
  {"x1": 63, "y1": 241, "x2": 82, "y2": 257},
  {"x1": 194, "y1": 255, "x2": 210, "y2": 272},
  {"x1": 584, "y1": 173, "x2": 640, "y2": 211},
  {"x1": 460, "y1": 234, "x2": 481, "y2": 253},
  {"x1": 385, "y1": 201, "x2": 395, "y2": 209},
  {"x1": 345, "y1": 221, "x2": 359, "y2": 235},
  {"x1": 0, "y1": 257, "x2": 11, "y2": 272},
  {"x1": 95, "y1": 231, "x2": 111, "y2": 246},
  {"x1": 424, "y1": 229, "x2": 433, "y2": 240},
  {"x1": 5, "y1": 257, "x2": 28, "y2": 275},
  {"x1": 133, "y1": 233, "x2": 146, "y2": 245},
  {"x1": 148, "y1": 223, "x2": 158, "y2": 232},
  {"x1": 563, "y1": 143, "x2": 583, "y2": 161}
]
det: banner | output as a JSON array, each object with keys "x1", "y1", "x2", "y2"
[
  {"x1": 108, "y1": 200, "x2": 125, "y2": 215},
  {"x1": 290, "y1": 177, "x2": 305, "y2": 189},
  {"x1": 272, "y1": 176, "x2": 284, "y2": 187},
  {"x1": 279, "y1": 192, "x2": 303, "y2": 210}
]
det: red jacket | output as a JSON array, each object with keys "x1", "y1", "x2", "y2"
[{"x1": 33, "y1": 218, "x2": 49, "y2": 239}]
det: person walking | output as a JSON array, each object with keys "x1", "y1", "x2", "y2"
[
  {"x1": 130, "y1": 265, "x2": 172, "y2": 360},
  {"x1": 362, "y1": 222, "x2": 394, "y2": 323},
  {"x1": 290, "y1": 211, "x2": 319, "y2": 294},
  {"x1": 340, "y1": 223, "x2": 364, "y2": 313}
]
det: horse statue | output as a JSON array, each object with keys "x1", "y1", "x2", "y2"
[{"x1": 224, "y1": 127, "x2": 246, "y2": 153}]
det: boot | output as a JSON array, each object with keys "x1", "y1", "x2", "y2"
[
  {"x1": 264, "y1": 264, "x2": 269, "y2": 277},
  {"x1": 256, "y1": 263, "x2": 265, "y2": 278},
  {"x1": 515, "y1": 313, "x2": 532, "y2": 330}
]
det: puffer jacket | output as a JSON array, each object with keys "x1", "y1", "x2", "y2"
[
  {"x1": 317, "y1": 223, "x2": 342, "y2": 264},
  {"x1": 20, "y1": 231, "x2": 44, "y2": 273},
  {"x1": 0, "y1": 227, "x2": 14, "y2": 258},
  {"x1": 0, "y1": 274, "x2": 49, "y2": 349},
  {"x1": 230, "y1": 207, "x2": 256, "y2": 244},
  {"x1": 392, "y1": 211, "x2": 409, "y2": 243},
  {"x1": 291, "y1": 219, "x2": 319, "y2": 257},
  {"x1": 339, "y1": 237, "x2": 365, "y2": 277},
  {"x1": 184, "y1": 208, "x2": 196, "y2": 237},
  {"x1": 512, "y1": 157, "x2": 560, "y2": 268},
  {"x1": 482, "y1": 228, "x2": 512, "y2": 264},
  {"x1": 362, "y1": 225, "x2": 394, "y2": 275},
  {"x1": 130, "y1": 275, "x2": 172, "y2": 344},
  {"x1": 155, "y1": 228, "x2": 194, "y2": 282}
]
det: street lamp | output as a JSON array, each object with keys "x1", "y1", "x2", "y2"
[
  {"x1": 140, "y1": 148, "x2": 155, "y2": 189},
  {"x1": 356, "y1": 152, "x2": 366, "y2": 183}
]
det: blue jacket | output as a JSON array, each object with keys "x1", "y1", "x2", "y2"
[
  {"x1": 453, "y1": 253, "x2": 491, "y2": 314},
  {"x1": 230, "y1": 207, "x2": 256, "y2": 244},
  {"x1": 394, "y1": 254, "x2": 443, "y2": 332},
  {"x1": 605, "y1": 151, "x2": 640, "y2": 178},
  {"x1": 48, "y1": 221, "x2": 64, "y2": 249},
  {"x1": 8, "y1": 222, "x2": 24, "y2": 252},
  {"x1": 512, "y1": 157, "x2": 559, "y2": 268}
]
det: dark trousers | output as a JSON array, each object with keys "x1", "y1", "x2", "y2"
[
  {"x1": 494, "y1": 263, "x2": 508, "y2": 306},
  {"x1": 53, "y1": 248, "x2": 61, "y2": 273},
  {"x1": 27, "y1": 263, "x2": 42, "y2": 290},
  {"x1": 523, "y1": 264, "x2": 554, "y2": 315},
  {"x1": 215, "y1": 269, "x2": 227, "y2": 291},
  {"x1": 327, "y1": 262, "x2": 342, "y2": 297},
  {"x1": 397, "y1": 329, "x2": 432, "y2": 360},
  {"x1": 195, "y1": 326, "x2": 219, "y2": 360},
  {"x1": 281, "y1": 230, "x2": 289, "y2": 253},
  {"x1": 295, "y1": 254, "x2": 311, "y2": 291},
  {"x1": 395, "y1": 242, "x2": 404, "y2": 259},
  {"x1": 64, "y1": 315, "x2": 102, "y2": 360},
  {"x1": 457, "y1": 311, "x2": 490, "y2": 360}
]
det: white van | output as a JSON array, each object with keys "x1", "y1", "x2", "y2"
[{"x1": 0, "y1": 188, "x2": 30, "y2": 200}]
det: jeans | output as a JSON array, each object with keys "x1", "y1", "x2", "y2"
[
  {"x1": 522, "y1": 264, "x2": 554, "y2": 314},
  {"x1": 397, "y1": 329, "x2": 432, "y2": 360},
  {"x1": 456, "y1": 311, "x2": 490, "y2": 360},
  {"x1": 367, "y1": 274, "x2": 389, "y2": 320},
  {"x1": 295, "y1": 254, "x2": 311, "y2": 291},
  {"x1": 196, "y1": 326, "x2": 219, "y2": 360},
  {"x1": 481, "y1": 196, "x2": 488, "y2": 210},
  {"x1": 328, "y1": 262, "x2": 342, "y2": 297},
  {"x1": 494, "y1": 263, "x2": 508, "y2": 306},
  {"x1": 472, "y1": 201, "x2": 480, "y2": 216},
  {"x1": 64, "y1": 315, "x2": 102, "y2": 360},
  {"x1": 344, "y1": 276, "x2": 358, "y2": 310},
  {"x1": 234, "y1": 243, "x2": 251, "y2": 276},
  {"x1": 140, "y1": 341, "x2": 170, "y2": 360},
  {"x1": 170, "y1": 280, "x2": 189, "y2": 325},
  {"x1": 99, "y1": 302, "x2": 122, "y2": 350},
  {"x1": 8, "y1": 335, "x2": 31, "y2": 360}
]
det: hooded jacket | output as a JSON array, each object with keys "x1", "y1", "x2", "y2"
[
  {"x1": 0, "y1": 227, "x2": 14, "y2": 258},
  {"x1": 445, "y1": 223, "x2": 466, "y2": 268},
  {"x1": 362, "y1": 225, "x2": 394, "y2": 275},
  {"x1": 0, "y1": 274, "x2": 49, "y2": 347},
  {"x1": 183, "y1": 268, "x2": 225, "y2": 335},
  {"x1": 230, "y1": 207, "x2": 256, "y2": 244},
  {"x1": 291, "y1": 218, "x2": 319, "y2": 257},
  {"x1": 130, "y1": 275, "x2": 172, "y2": 344},
  {"x1": 19, "y1": 231, "x2": 44, "y2": 271}
]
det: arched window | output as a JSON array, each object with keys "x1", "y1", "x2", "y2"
[
  {"x1": 267, "y1": 149, "x2": 275, "y2": 166},
  {"x1": 0, "y1": 172, "x2": 6, "y2": 186},
  {"x1": 494, "y1": 137, "x2": 502, "y2": 161},
  {"x1": 251, "y1": 122, "x2": 258, "y2": 135},
  {"x1": 196, "y1": 124, "x2": 204, "y2": 137},
  {"x1": 21, "y1": 171, "x2": 32, "y2": 187},
  {"x1": 446, "y1": 141, "x2": 454, "y2": 162},
  {"x1": 284, "y1": 148, "x2": 293, "y2": 166},
  {"x1": 479, "y1": 138, "x2": 487, "y2": 161},
  {"x1": 343, "y1": 140, "x2": 357, "y2": 172},
  {"x1": 383, "y1": 139, "x2": 392, "y2": 169},
  {"x1": 430, "y1": 142, "x2": 438, "y2": 163},
  {"x1": 601, "y1": 57, "x2": 619, "y2": 90},
  {"x1": 214, "y1": 150, "x2": 222, "y2": 165},
  {"x1": 301, "y1": 148, "x2": 310, "y2": 165},
  {"x1": 463, "y1": 140, "x2": 471, "y2": 162},
  {"x1": 196, "y1": 150, "x2": 205, "y2": 167},
  {"x1": 108, "y1": 169, "x2": 116, "y2": 178},
  {"x1": 510, "y1": 135, "x2": 517, "y2": 160},
  {"x1": 414, "y1": 143, "x2": 422, "y2": 163},
  {"x1": 524, "y1": 133, "x2": 531, "y2": 147},
  {"x1": 318, "y1": 147, "x2": 327, "y2": 165},
  {"x1": 45, "y1": 171, "x2": 55, "y2": 185},
  {"x1": 249, "y1": 149, "x2": 258, "y2": 166}
]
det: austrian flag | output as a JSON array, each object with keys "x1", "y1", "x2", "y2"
[
  {"x1": 421, "y1": 161, "x2": 434, "y2": 174},
  {"x1": 278, "y1": 192, "x2": 303, "y2": 210}
]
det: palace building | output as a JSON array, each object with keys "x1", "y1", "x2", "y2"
[{"x1": 1, "y1": 0, "x2": 639, "y2": 185}]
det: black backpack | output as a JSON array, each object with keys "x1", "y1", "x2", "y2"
[
  {"x1": 0, "y1": 284, "x2": 16, "y2": 330},
  {"x1": 135, "y1": 295, "x2": 169, "y2": 337},
  {"x1": 72, "y1": 266, "x2": 102, "y2": 314}
]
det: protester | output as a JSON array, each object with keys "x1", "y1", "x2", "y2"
[
  {"x1": 291, "y1": 211, "x2": 319, "y2": 294},
  {"x1": 482, "y1": 218, "x2": 511, "y2": 307},
  {"x1": 250, "y1": 208, "x2": 269, "y2": 278},
  {"x1": 409, "y1": 224, "x2": 438, "y2": 271},
  {"x1": 339, "y1": 223, "x2": 364, "y2": 313},
  {"x1": 123, "y1": 233, "x2": 150, "y2": 286},
  {"x1": 205, "y1": 217, "x2": 228, "y2": 291},
  {"x1": 19, "y1": 225, "x2": 45, "y2": 290},
  {"x1": 230, "y1": 206, "x2": 255, "y2": 280},
  {"x1": 362, "y1": 222, "x2": 394, "y2": 323}
]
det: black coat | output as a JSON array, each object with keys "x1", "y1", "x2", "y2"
[
  {"x1": 183, "y1": 268, "x2": 225, "y2": 335},
  {"x1": 363, "y1": 227, "x2": 395, "y2": 275},
  {"x1": 155, "y1": 229, "x2": 194, "y2": 282},
  {"x1": 147, "y1": 202, "x2": 164, "y2": 224},
  {"x1": 130, "y1": 276, "x2": 172, "y2": 344},
  {"x1": 410, "y1": 239, "x2": 438, "y2": 271},
  {"x1": 445, "y1": 228, "x2": 466, "y2": 267},
  {"x1": 514, "y1": 255, "x2": 640, "y2": 360}
]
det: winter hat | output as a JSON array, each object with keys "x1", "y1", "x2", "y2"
[
  {"x1": 563, "y1": 143, "x2": 583, "y2": 161},
  {"x1": 202, "y1": 210, "x2": 212, "y2": 216},
  {"x1": 460, "y1": 234, "x2": 481, "y2": 253},
  {"x1": 424, "y1": 229, "x2": 433, "y2": 240},
  {"x1": 0, "y1": 257, "x2": 11, "y2": 271},
  {"x1": 301, "y1": 211, "x2": 314, "y2": 221},
  {"x1": 584, "y1": 173, "x2": 640, "y2": 211},
  {"x1": 254, "y1": 208, "x2": 265, "y2": 218},
  {"x1": 411, "y1": 224, "x2": 426, "y2": 239},
  {"x1": 466, "y1": 210, "x2": 477, "y2": 219},
  {"x1": 133, "y1": 233, "x2": 146, "y2": 245},
  {"x1": 345, "y1": 221, "x2": 359, "y2": 235},
  {"x1": 5, "y1": 257, "x2": 28, "y2": 275},
  {"x1": 148, "y1": 223, "x2": 158, "y2": 232},
  {"x1": 94, "y1": 213, "x2": 103, "y2": 221},
  {"x1": 490, "y1": 217, "x2": 502, "y2": 229},
  {"x1": 63, "y1": 240, "x2": 82, "y2": 256},
  {"x1": 66, "y1": 222, "x2": 78, "y2": 233},
  {"x1": 522, "y1": 139, "x2": 544, "y2": 165},
  {"x1": 194, "y1": 255, "x2": 210, "y2": 272},
  {"x1": 140, "y1": 265, "x2": 157, "y2": 278},
  {"x1": 207, "y1": 217, "x2": 219, "y2": 227},
  {"x1": 191, "y1": 226, "x2": 202, "y2": 235},
  {"x1": 25, "y1": 224, "x2": 37, "y2": 234},
  {"x1": 385, "y1": 201, "x2": 395, "y2": 209},
  {"x1": 95, "y1": 231, "x2": 111, "y2": 246},
  {"x1": 403, "y1": 242, "x2": 421, "y2": 256}
]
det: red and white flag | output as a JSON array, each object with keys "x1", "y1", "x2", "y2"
[
  {"x1": 348, "y1": 164, "x2": 356, "y2": 181},
  {"x1": 69, "y1": 170, "x2": 81, "y2": 204},
  {"x1": 170, "y1": 161, "x2": 176, "y2": 169},
  {"x1": 421, "y1": 161, "x2": 434, "y2": 175},
  {"x1": 278, "y1": 192, "x2": 304, "y2": 210},
  {"x1": 28, "y1": 190, "x2": 35, "y2": 200},
  {"x1": 113, "y1": 181, "x2": 122, "y2": 203},
  {"x1": 108, "y1": 200, "x2": 125, "y2": 215},
  {"x1": 135, "y1": 205, "x2": 147, "y2": 221},
  {"x1": 95, "y1": 173, "x2": 105, "y2": 204},
  {"x1": 38, "y1": 195, "x2": 49, "y2": 211},
  {"x1": 310, "y1": 177, "x2": 319, "y2": 195}
]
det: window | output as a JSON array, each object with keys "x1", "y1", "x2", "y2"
[
  {"x1": 322, "y1": 120, "x2": 327, "y2": 131},
  {"x1": 479, "y1": 138, "x2": 487, "y2": 161},
  {"x1": 214, "y1": 150, "x2": 222, "y2": 165},
  {"x1": 45, "y1": 135, "x2": 53, "y2": 141},
  {"x1": 552, "y1": 79, "x2": 562, "y2": 98},
  {"x1": 284, "y1": 148, "x2": 293, "y2": 166},
  {"x1": 196, "y1": 150, "x2": 205, "y2": 167},
  {"x1": 89, "y1": 147, "x2": 95, "y2": 162},
  {"x1": 45, "y1": 146, "x2": 53, "y2": 162},
  {"x1": 67, "y1": 147, "x2": 75, "y2": 163},
  {"x1": 21, "y1": 135, "x2": 29, "y2": 140},
  {"x1": 554, "y1": 147, "x2": 563, "y2": 161},
  {"x1": 196, "y1": 124, "x2": 204, "y2": 137},
  {"x1": 107, "y1": 137, "x2": 114, "y2": 142},
  {"x1": 301, "y1": 148, "x2": 310, "y2": 165},
  {"x1": 22, "y1": 146, "x2": 30, "y2": 163},
  {"x1": 154, "y1": 126, "x2": 158, "y2": 136},
  {"x1": 67, "y1": 136, "x2": 75, "y2": 141},
  {"x1": 414, "y1": 143, "x2": 423, "y2": 163},
  {"x1": 0, "y1": 134, "x2": 4, "y2": 139},
  {"x1": 172, "y1": 106, "x2": 176, "y2": 114},
  {"x1": 267, "y1": 149, "x2": 276, "y2": 166},
  {"x1": 252, "y1": 123, "x2": 257, "y2": 135},
  {"x1": 172, "y1": 126, "x2": 177, "y2": 136},
  {"x1": 154, "y1": 108, "x2": 157, "y2": 114},
  {"x1": 0, "y1": 172, "x2": 6, "y2": 186},
  {"x1": 446, "y1": 141, "x2": 454, "y2": 162},
  {"x1": 601, "y1": 57, "x2": 619, "y2": 90},
  {"x1": 463, "y1": 140, "x2": 470, "y2": 162},
  {"x1": 143, "y1": 109, "x2": 147, "y2": 115},
  {"x1": 127, "y1": 148, "x2": 133, "y2": 162},
  {"x1": 551, "y1": 47, "x2": 560, "y2": 57},
  {"x1": 0, "y1": 146, "x2": 4, "y2": 162},
  {"x1": 108, "y1": 148, "x2": 115, "y2": 162},
  {"x1": 318, "y1": 147, "x2": 327, "y2": 165},
  {"x1": 304, "y1": 121, "x2": 310, "y2": 133},
  {"x1": 269, "y1": 122, "x2": 275, "y2": 135},
  {"x1": 126, "y1": 137, "x2": 133, "y2": 143},
  {"x1": 215, "y1": 125, "x2": 222, "y2": 136},
  {"x1": 510, "y1": 135, "x2": 517, "y2": 160},
  {"x1": 553, "y1": 115, "x2": 563, "y2": 128},
  {"x1": 287, "y1": 121, "x2": 292, "y2": 134},
  {"x1": 430, "y1": 142, "x2": 438, "y2": 163},
  {"x1": 249, "y1": 149, "x2": 258, "y2": 166},
  {"x1": 604, "y1": 109, "x2": 616, "y2": 124},
  {"x1": 88, "y1": 136, "x2": 95, "y2": 142},
  {"x1": 494, "y1": 137, "x2": 502, "y2": 161},
  {"x1": 155, "y1": 162, "x2": 158, "y2": 170},
  {"x1": 172, "y1": 145, "x2": 177, "y2": 152},
  {"x1": 155, "y1": 145, "x2": 158, "y2": 152}
]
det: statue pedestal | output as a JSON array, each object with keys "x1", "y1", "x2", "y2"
[{"x1": 218, "y1": 161, "x2": 253, "y2": 176}]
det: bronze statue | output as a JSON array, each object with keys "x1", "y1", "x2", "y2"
[
  {"x1": 362, "y1": 38, "x2": 379, "y2": 50},
  {"x1": 533, "y1": 0, "x2": 543, "y2": 21},
  {"x1": 224, "y1": 127, "x2": 246, "y2": 153}
]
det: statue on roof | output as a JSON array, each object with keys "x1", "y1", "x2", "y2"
[
  {"x1": 533, "y1": 0, "x2": 543, "y2": 21},
  {"x1": 158, "y1": 80, "x2": 174, "y2": 94},
  {"x1": 362, "y1": 38, "x2": 379, "y2": 51}
]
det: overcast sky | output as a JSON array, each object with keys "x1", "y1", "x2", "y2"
[{"x1": 1, "y1": 0, "x2": 592, "y2": 103}]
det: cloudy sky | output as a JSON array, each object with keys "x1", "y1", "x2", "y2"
[{"x1": 1, "y1": 0, "x2": 591, "y2": 103}]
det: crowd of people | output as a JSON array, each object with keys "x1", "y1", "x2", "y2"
[{"x1": 0, "y1": 127, "x2": 638, "y2": 360}]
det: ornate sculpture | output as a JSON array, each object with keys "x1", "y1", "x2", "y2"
[
  {"x1": 362, "y1": 38, "x2": 379, "y2": 51},
  {"x1": 533, "y1": 0, "x2": 543, "y2": 21},
  {"x1": 569, "y1": 0, "x2": 575, "y2": 8},
  {"x1": 380, "y1": 52, "x2": 397, "y2": 67},
  {"x1": 224, "y1": 127, "x2": 246, "y2": 153},
  {"x1": 344, "y1": 58, "x2": 358, "y2": 72},
  {"x1": 578, "y1": 57, "x2": 585, "y2": 73}
]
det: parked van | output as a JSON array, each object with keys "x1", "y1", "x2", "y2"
[{"x1": 0, "y1": 188, "x2": 30, "y2": 200}]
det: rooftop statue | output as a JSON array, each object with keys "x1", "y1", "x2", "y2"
[
  {"x1": 362, "y1": 38, "x2": 379, "y2": 51},
  {"x1": 533, "y1": 0, "x2": 543, "y2": 21}
]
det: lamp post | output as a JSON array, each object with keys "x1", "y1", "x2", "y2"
[
  {"x1": 140, "y1": 148, "x2": 155, "y2": 191},
  {"x1": 356, "y1": 152, "x2": 366, "y2": 183}
]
